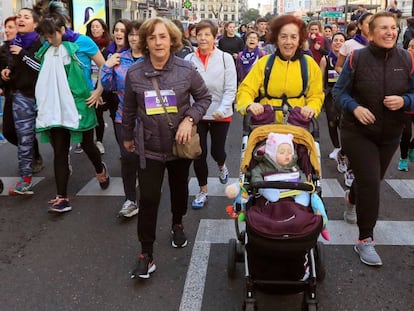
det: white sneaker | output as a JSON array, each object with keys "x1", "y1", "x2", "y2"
[
  {"x1": 118, "y1": 200, "x2": 138, "y2": 218},
  {"x1": 336, "y1": 152, "x2": 348, "y2": 173},
  {"x1": 344, "y1": 169, "x2": 355, "y2": 187},
  {"x1": 96, "y1": 141, "x2": 105, "y2": 154},
  {"x1": 329, "y1": 148, "x2": 341, "y2": 160},
  {"x1": 73, "y1": 143, "x2": 83, "y2": 154}
]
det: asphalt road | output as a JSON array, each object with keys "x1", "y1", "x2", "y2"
[{"x1": 1, "y1": 111, "x2": 413, "y2": 311}]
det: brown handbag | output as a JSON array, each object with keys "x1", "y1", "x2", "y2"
[{"x1": 150, "y1": 77, "x2": 201, "y2": 159}]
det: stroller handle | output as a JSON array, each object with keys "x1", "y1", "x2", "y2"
[
  {"x1": 242, "y1": 104, "x2": 319, "y2": 141},
  {"x1": 250, "y1": 181, "x2": 315, "y2": 192}
]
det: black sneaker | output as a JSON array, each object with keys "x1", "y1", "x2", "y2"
[
  {"x1": 171, "y1": 224, "x2": 188, "y2": 248},
  {"x1": 48, "y1": 197, "x2": 72, "y2": 214},
  {"x1": 131, "y1": 254, "x2": 156, "y2": 279},
  {"x1": 96, "y1": 162, "x2": 110, "y2": 190}
]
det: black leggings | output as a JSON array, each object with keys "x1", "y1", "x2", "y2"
[
  {"x1": 94, "y1": 91, "x2": 118, "y2": 142},
  {"x1": 193, "y1": 121, "x2": 230, "y2": 187},
  {"x1": 50, "y1": 128, "x2": 103, "y2": 197},
  {"x1": 324, "y1": 91, "x2": 341, "y2": 149},
  {"x1": 399, "y1": 114, "x2": 414, "y2": 158},
  {"x1": 341, "y1": 129, "x2": 399, "y2": 240}
]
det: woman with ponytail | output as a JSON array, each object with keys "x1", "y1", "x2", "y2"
[{"x1": 35, "y1": 4, "x2": 109, "y2": 213}]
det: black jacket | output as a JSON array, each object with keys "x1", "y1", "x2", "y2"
[{"x1": 7, "y1": 37, "x2": 42, "y2": 97}]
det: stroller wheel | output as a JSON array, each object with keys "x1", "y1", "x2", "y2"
[
  {"x1": 227, "y1": 238, "x2": 237, "y2": 278},
  {"x1": 301, "y1": 295, "x2": 318, "y2": 311},
  {"x1": 316, "y1": 241, "x2": 326, "y2": 282},
  {"x1": 243, "y1": 298, "x2": 257, "y2": 311}
]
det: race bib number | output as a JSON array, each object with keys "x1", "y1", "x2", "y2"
[
  {"x1": 327, "y1": 69, "x2": 339, "y2": 83},
  {"x1": 144, "y1": 90, "x2": 178, "y2": 115}
]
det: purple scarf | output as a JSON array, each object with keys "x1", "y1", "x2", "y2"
[
  {"x1": 327, "y1": 51, "x2": 337, "y2": 66},
  {"x1": 10, "y1": 32, "x2": 39, "y2": 50},
  {"x1": 353, "y1": 34, "x2": 368, "y2": 46},
  {"x1": 106, "y1": 42, "x2": 128, "y2": 58},
  {"x1": 62, "y1": 28, "x2": 80, "y2": 43},
  {"x1": 240, "y1": 47, "x2": 260, "y2": 73}
]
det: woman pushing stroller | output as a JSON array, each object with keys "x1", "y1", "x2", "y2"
[{"x1": 237, "y1": 14, "x2": 324, "y2": 122}]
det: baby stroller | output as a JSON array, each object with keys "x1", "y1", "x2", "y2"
[{"x1": 227, "y1": 106, "x2": 326, "y2": 311}]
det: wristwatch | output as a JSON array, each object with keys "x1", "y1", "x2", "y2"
[{"x1": 187, "y1": 116, "x2": 194, "y2": 123}]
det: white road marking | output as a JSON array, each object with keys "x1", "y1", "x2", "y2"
[
  {"x1": 76, "y1": 177, "x2": 125, "y2": 196},
  {"x1": 385, "y1": 179, "x2": 414, "y2": 198}
]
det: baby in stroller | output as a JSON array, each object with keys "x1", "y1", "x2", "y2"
[
  {"x1": 227, "y1": 130, "x2": 329, "y2": 240},
  {"x1": 251, "y1": 132, "x2": 329, "y2": 241}
]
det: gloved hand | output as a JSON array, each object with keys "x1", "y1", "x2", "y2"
[{"x1": 259, "y1": 188, "x2": 280, "y2": 202}]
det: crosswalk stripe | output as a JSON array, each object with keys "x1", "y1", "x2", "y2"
[
  {"x1": 385, "y1": 179, "x2": 414, "y2": 198},
  {"x1": 76, "y1": 177, "x2": 125, "y2": 196},
  {"x1": 2, "y1": 176, "x2": 414, "y2": 199}
]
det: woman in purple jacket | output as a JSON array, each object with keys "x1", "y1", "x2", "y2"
[{"x1": 122, "y1": 17, "x2": 211, "y2": 280}]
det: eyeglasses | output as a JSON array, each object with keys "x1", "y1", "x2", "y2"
[
  {"x1": 247, "y1": 26, "x2": 254, "y2": 29},
  {"x1": 128, "y1": 33, "x2": 139, "y2": 37}
]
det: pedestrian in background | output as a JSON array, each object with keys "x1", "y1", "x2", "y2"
[
  {"x1": 85, "y1": 18, "x2": 112, "y2": 155},
  {"x1": 319, "y1": 32, "x2": 346, "y2": 161},
  {"x1": 236, "y1": 30, "x2": 267, "y2": 84},
  {"x1": 185, "y1": 20, "x2": 237, "y2": 209},
  {"x1": 122, "y1": 17, "x2": 211, "y2": 279},
  {"x1": 333, "y1": 12, "x2": 414, "y2": 266},
  {"x1": 1, "y1": 8, "x2": 42, "y2": 195},
  {"x1": 100, "y1": 20, "x2": 143, "y2": 218},
  {"x1": 396, "y1": 38, "x2": 414, "y2": 172},
  {"x1": 334, "y1": 12, "x2": 373, "y2": 191},
  {"x1": 218, "y1": 21, "x2": 244, "y2": 63}
]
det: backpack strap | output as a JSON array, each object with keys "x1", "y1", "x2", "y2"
[{"x1": 261, "y1": 53, "x2": 308, "y2": 101}]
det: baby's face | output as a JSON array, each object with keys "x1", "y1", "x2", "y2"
[{"x1": 275, "y1": 143, "x2": 293, "y2": 166}]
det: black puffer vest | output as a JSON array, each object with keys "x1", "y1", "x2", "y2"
[{"x1": 341, "y1": 44, "x2": 413, "y2": 143}]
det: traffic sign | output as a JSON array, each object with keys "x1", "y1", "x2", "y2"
[
  {"x1": 321, "y1": 12, "x2": 343, "y2": 18},
  {"x1": 183, "y1": 0, "x2": 191, "y2": 9}
]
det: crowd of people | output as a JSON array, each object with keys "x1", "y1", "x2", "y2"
[{"x1": 1, "y1": 1, "x2": 414, "y2": 278}]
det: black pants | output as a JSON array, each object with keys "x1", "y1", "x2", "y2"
[
  {"x1": 50, "y1": 128, "x2": 103, "y2": 197},
  {"x1": 341, "y1": 128, "x2": 399, "y2": 240},
  {"x1": 324, "y1": 91, "x2": 341, "y2": 149},
  {"x1": 193, "y1": 121, "x2": 230, "y2": 187},
  {"x1": 94, "y1": 91, "x2": 118, "y2": 142},
  {"x1": 399, "y1": 114, "x2": 414, "y2": 158},
  {"x1": 137, "y1": 157, "x2": 192, "y2": 255},
  {"x1": 115, "y1": 123, "x2": 139, "y2": 202}
]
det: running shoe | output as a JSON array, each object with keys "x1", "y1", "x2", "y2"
[
  {"x1": 218, "y1": 164, "x2": 229, "y2": 184},
  {"x1": 354, "y1": 238, "x2": 383, "y2": 266},
  {"x1": 344, "y1": 190, "x2": 357, "y2": 224},
  {"x1": 118, "y1": 200, "x2": 138, "y2": 218},
  {"x1": 9, "y1": 177, "x2": 33, "y2": 195},
  {"x1": 192, "y1": 191, "x2": 208, "y2": 209},
  {"x1": 336, "y1": 152, "x2": 348, "y2": 173},
  {"x1": 131, "y1": 254, "x2": 156, "y2": 279},
  {"x1": 398, "y1": 158, "x2": 409, "y2": 171},
  {"x1": 48, "y1": 197, "x2": 72, "y2": 214},
  {"x1": 171, "y1": 224, "x2": 188, "y2": 248}
]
